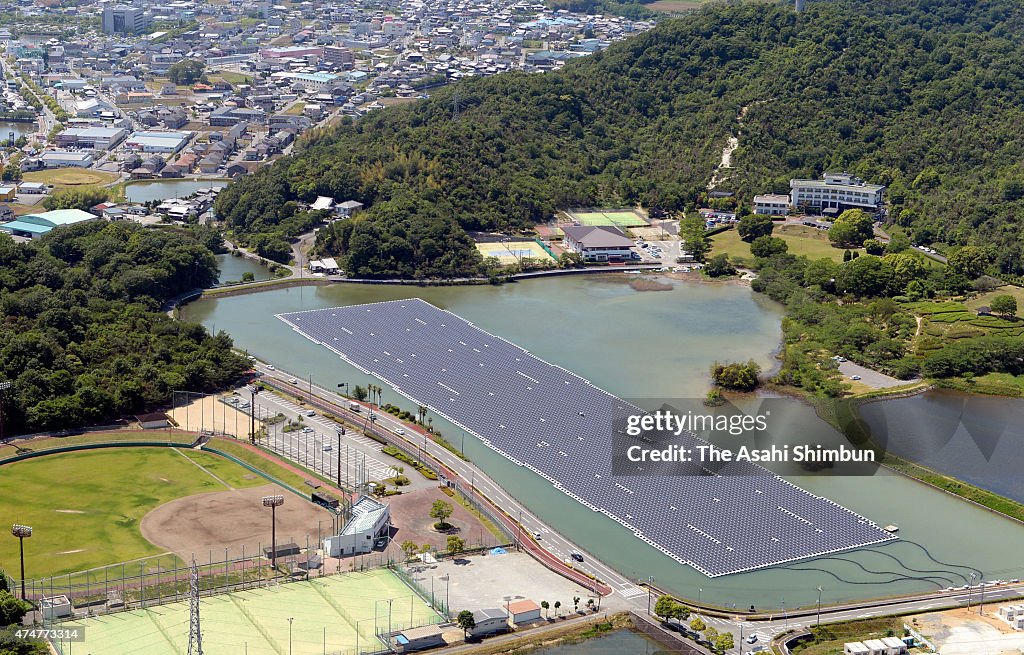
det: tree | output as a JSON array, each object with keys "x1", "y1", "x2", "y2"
[
  {"x1": 828, "y1": 209, "x2": 874, "y2": 248},
  {"x1": 553, "y1": 600, "x2": 561, "y2": 616},
  {"x1": 400, "y1": 540, "x2": 419, "y2": 560},
  {"x1": 835, "y1": 255, "x2": 892, "y2": 297},
  {"x1": 353, "y1": 385, "x2": 368, "y2": 401},
  {"x1": 654, "y1": 595, "x2": 679, "y2": 622},
  {"x1": 704, "y1": 253, "x2": 736, "y2": 277},
  {"x1": 446, "y1": 535, "x2": 464, "y2": 556},
  {"x1": 690, "y1": 617, "x2": 706, "y2": 633},
  {"x1": 42, "y1": 186, "x2": 110, "y2": 211},
  {"x1": 679, "y1": 215, "x2": 709, "y2": 261},
  {"x1": 947, "y1": 246, "x2": 990, "y2": 279},
  {"x1": 573, "y1": 596, "x2": 580, "y2": 613},
  {"x1": 738, "y1": 214, "x2": 774, "y2": 242},
  {"x1": 541, "y1": 600, "x2": 550, "y2": 619},
  {"x1": 241, "y1": 271, "x2": 255, "y2": 282},
  {"x1": 0, "y1": 590, "x2": 30, "y2": 626},
  {"x1": 431, "y1": 500, "x2": 454, "y2": 529},
  {"x1": 863, "y1": 238, "x2": 884, "y2": 255},
  {"x1": 167, "y1": 58, "x2": 206, "y2": 85},
  {"x1": 711, "y1": 360, "x2": 760, "y2": 391},
  {"x1": 990, "y1": 294, "x2": 1018, "y2": 318},
  {"x1": 457, "y1": 609, "x2": 476, "y2": 638},
  {"x1": 714, "y1": 632, "x2": 735, "y2": 652},
  {"x1": 704, "y1": 626, "x2": 719, "y2": 643},
  {"x1": 750, "y1": 235, "x2": 788, "y2": 258},
  {"x1": 558, "y1": 251, "x2": 584, "y2": 268}
]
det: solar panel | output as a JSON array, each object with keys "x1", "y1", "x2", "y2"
[{"x1": 277, "y1": 299, "x2": 895, "y2": 577}]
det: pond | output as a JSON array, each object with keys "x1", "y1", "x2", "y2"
[{"x1": 124, "y1": 178, "x2": 229, "y2": 204}]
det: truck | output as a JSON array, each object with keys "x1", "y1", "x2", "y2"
[{"x1": 349, "y1": 402, "x2": 361, "y2": 412}]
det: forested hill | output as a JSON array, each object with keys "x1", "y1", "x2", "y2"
[
  {"x1": 216, "y1": 0, "x2": 1024, "y2": 278},
  {"x1": 0, "y1": 224, "x2": 248, "y2": 434}
]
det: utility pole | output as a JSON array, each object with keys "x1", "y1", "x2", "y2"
[
  {"x1": 249, "y1": 385, "x2": 261, "y2": 444},
  {"x1": 816, "y1": 586, "x2": 823, "y2": 626},
  {"x1": 646, "y1": 576, "x2": 653, "y2": 615},
  {"x1": 336, "y1": 428, "x2": 344, "y2": 489}
]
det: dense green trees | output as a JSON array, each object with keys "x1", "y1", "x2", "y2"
[
  {"x1": 710, "y1": 361, "x2": 760, "y2": 391},
  {"x1": 989, "y1": 294, "x2": 1018, "y2": 318},
  {"x1": 0, "y1": 224, "x2": 247, "y2": 434},
  {"x1": 750, "y1": 235, "x2": 788, "y2": 258},
  {"x1": 738, "y1": 215, "x2": 774, "y2": 242},
  {"x1": 828, "y1": 210, "x2": 874, "y2": 249},
  {"x1": 167, "y1": 59, "x2": 206, "y2": 85},
  {"x1": 42, "y1": 186, "x2": 110, "y2": 212}
]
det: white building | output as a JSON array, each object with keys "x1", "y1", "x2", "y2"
[
  {"x1": 323, "y1": 495, "x2": 390, "y2": 557},
  {"x1": 506, "y1": 599, "x2": 542, "y2": 626},
  {"x1": 56, "y1": 126, "x2": 127, "y2": 150},
  {"x1": 999, "y1": 605, "x2": 1024, "y2": 630},
  {"x1": 308, "y1": 257, "x2": 340, "y2": 275},
  {"x1": 753, "y1": 193, "x2": 790, "y2": 217},
  {"x1": 790, "y1": 172, "x2": 885, "y2": 212},
  {"x1": 844, "y1": 638, "x2": 906, "y2": 655},
  {"x1": 562, "y1": 225, "x2": 637, "y2": 262},
  {"x1": 124, "y1": 131, "x2": 191, "y2": 153},
  {"x1": 40, "y1": 151, "x2": 94, "y2": 168},
  {"x1": 470, "y1": 608, "x2": 508, "y2": 637}
]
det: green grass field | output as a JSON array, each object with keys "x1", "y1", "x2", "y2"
[
  {"x1": 67, "y1": 569, "x2": 443, "y2": 655},
  {"x1": 0, "y1": 448, "x2": 266, "y2": 576},
  {"x1": 569, "y1": 209, "x2": 649, "y2": 229},
  {"x1": 22, "y1": 168, "x2": 119, "y2": 189},
  {"x1": 711, "y1": 224, "x2": 860, "y2": 263}
]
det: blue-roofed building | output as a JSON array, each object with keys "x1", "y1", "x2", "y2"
[{"x1": 0, "y1": 209, "x2": 96, "y2": 240}]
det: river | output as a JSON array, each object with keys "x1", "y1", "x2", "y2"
[
  {"x1": 178, "y1": 276, "x2": 1024, "y2": 609},
  {"x1": 124, "y1": 178, "x2": 229, "y2": 203}
]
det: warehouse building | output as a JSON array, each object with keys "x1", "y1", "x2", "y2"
[
  {"x1": 0, "y1": 209, "x2": 95, "y2": 239},
  {"x1": 39, "y1": 151, "x2": 94, "y2": 168},
  {"x1": 56, "y1": 126, "x2": 127, "y2": 151},
  {"x1": 124, "y1": 130, "x2": 191, "y2": 154}
]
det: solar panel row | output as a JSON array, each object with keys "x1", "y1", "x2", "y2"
[{"x1": 277, "y1": 299, "x2": 895, "y2": 577}]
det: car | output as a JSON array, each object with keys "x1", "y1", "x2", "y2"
[
  {"x1": 533, "y1": 530, "x2": 542, "y2": 540},
  {"x1": 322, "y1": 443, "x2": 332, "y2": 451},
  {"x1": 570, "y1": 552, "x2": 584, "y2": 562},
  {"x1": 301, "y1": 427, "x2": 314, "y2": 434},
  {"x1": 227, "y1": 397, "x2": 239, "y2": 404},
  {"x1": 305, "y1": 410, "x2": 315, "y2": 417},
  {"x1": 850, "y1": 375, "x2": 862, "y2": 381},
  {"x1": 266, "y1": 364, "x2": 275, "y2": 370},
  {"x1": 396, "y1": 428, "x2": 405, "y2": 435},
  {"x1": 746, "y1": 635, "x2": 757, "y2": 644},
  {"x1": 246, "y1": 355, "x2": 256, "y2": 361},
  {"x1": 837, "y1": 357, "x2": 847, "y2": 362},
  {"x1": 288, "y1": 378, "x2": 298, "y2": 384},
  {"x1": 961, "y1": 584, "x2": 970, "y2": 590},
  {"x1": 238, "y1": 401, "x2": 250, "y2": 408}
]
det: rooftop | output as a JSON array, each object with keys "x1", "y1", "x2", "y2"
[{"x1": 341, "y1": 495, "x2": 388, "y2": 536}]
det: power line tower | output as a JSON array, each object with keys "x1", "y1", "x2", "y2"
[
  {"x1": 187, "y1": 560, "x2": 203, "y2": 655},
  {"x1": 451, "y1": 91, "x2": 462, "y2": 119}
]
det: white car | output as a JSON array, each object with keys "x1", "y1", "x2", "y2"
[
  {"x1": 288, "y1": 378, "x2": 298, "y2": 384},
  {"x1": 746, "y1": 635, "x2": 757, "y2": 644},
  {"x1": 322, "y1": 443, "x2": 332, "y2": 451},
  {"x1": 396, "y1": 428, "x2": 405, "y2": 435},
  {"x1": 305, "y1": 410, "x2": 316, "y2": 417},
  {"x1": 301, "y1": 427, "x2": 314, "y2": 434},
  {"x1": 850, "y1": 375, "x2": 862, "y2": 381},
  {"x1": 266, "y1": 364, "x2": 275, "y2": 371}
]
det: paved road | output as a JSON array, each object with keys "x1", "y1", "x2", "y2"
[
  {"x1": 837, "y1": 360, "x2": 915, "y2": 389},
  {"x1": 243, "y1": 358, "x2": 1024, "y2": 651}
]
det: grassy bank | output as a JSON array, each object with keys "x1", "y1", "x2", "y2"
[
  {"x1": 450, "y1": 613, "x2": 630, "y2": 655},
  {"x1": 790, "y1": 617, "x2": 903, "y2": 655}
]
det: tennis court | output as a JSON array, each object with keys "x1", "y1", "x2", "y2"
[
  {"x1": 568, "y1": 208, "x2": 649, "y2": 229},
  {"x1": 475, "y1": 240, "x2": 555, "y2": 266},
  {"x1": 62, "y1": 569, "x2": 443, "y2": 655}
]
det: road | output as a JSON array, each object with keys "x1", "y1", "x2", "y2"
[{"x1": 241, "y1": 358, "x2": 1024, "y2": 651}]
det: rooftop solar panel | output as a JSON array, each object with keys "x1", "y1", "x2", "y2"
[{"x1": 277, "y1": 299, "x2": 895, "y2": 577}]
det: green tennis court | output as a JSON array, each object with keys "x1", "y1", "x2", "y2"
[
  {"x1": 61, "y1": 569, "x2": 443, "y2": 655},
  {"x1": 476, "y1": 240, "x2": 555, "y2": 266},
  {"x1": 569, "y1": 209, "x2": 649, "y2": 228}
]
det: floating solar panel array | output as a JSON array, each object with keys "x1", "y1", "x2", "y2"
[{"x1": 277, "y1": 299, "x2": 895, "y2": 577}]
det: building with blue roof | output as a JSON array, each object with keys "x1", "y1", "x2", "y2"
[{"x1": 0, "y1": 209, "x2": 96, "y2": 240}]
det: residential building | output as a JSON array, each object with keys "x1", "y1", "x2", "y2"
[
  {"x1": 790, "y1": 172, "x2": 885, "y2": 212},
  {"x1": 17, "y1": 182, "x2": 47, "y2": 195},
  {"x1": 753, "y1": 193, "x2": 790, "y2": 217},
  {"x1": 0, "y1": 186, "x2": 15, "y2": 202},
  {"x1": 562, "y1": 225, "x2": 637, "y2": 262},
  {"x1": 337, "y1": 200, "x2": 363, "y2": 217}
]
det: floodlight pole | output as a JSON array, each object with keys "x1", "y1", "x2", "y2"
[
  {"x1": 263, "y1": 496, "x2": 284, "y2": 569},
  {"x1": 816, "y1": 586, "x2": 823, "y2": 626},
  {"x1": 11, "y1": 524, "x2": 32, "y2": 600},
  {"x1": 249, "y1": 386, "x2": 261, "y2": 444},
  {"x1": 336, "y1": 428, "x2": 344, "y2": 489},
  {"x1": 0, "y1": 381, "x2": 11, "y2": 443}
]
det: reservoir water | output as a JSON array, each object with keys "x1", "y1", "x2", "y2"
[
  {"x1": 124, "y1": 178, "x2": 229, "y2": 203},
  {"x1": 178, "y1": 276, "x2": 1024, "y2": 609},
  {"x1": 529, "y1": 630, "x2": 664, "y2": 655},
  {"x1": 215, "y1": 253, "x2": 274, "y2": 285},
  {"x1": 0, "y1": 120, "x2": 34, "y2": 142}
]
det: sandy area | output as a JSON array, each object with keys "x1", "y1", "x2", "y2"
[
  {"x1": 140, "y1": 483, "x2": 335, "y2": 561},
  {"x1": 383, "y1": 487, "x2": 496, "y2": 555},
  {"x1": 168, "y1": 394, "x2": 263, "y2": 438},
  {"x1": 915, "y1": 605, "x2": 1024, "y2": 655}
]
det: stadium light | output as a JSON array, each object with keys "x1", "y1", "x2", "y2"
[
  {"x1": 11, "y1": 524, "x2": 31, "y2": 600},
  {"x1": 0, "y1": 380, "x2": 11, "y2": 443},
  {"x1": 262, "y1": 495, "x2": 284, "y2": 570},
  {"x1": 249, "y1": 385, "x2": 261, "y2": 444}
]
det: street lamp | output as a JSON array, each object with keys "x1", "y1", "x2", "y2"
[
  {"x1": 816, "y1": 586, "x2": 823, "y2": 626},
  {"x1": 262, "y1": 495, "x2": 284, "y2": 569},
  {"x1": 441, "y1": 574, "x2": 450, "y2": 617},
  {"x1": 968, "y1": 572, "x2": 977, "y2": 611},
  {"x1": 646, "y1": 576, "x2": 654, "y2": 615},
  {"x1": 336, "y1": 427, "x2": 345, "y2": 489},
  {"x1": 11, "y1": 524, "x2": 31, "y2": 600},
  {"x1": 337, "y1": 382, "x2": 349, "y2": 397},
  {"x1": 288, "y1": 617, "x2": 294, "y2": 655}
]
